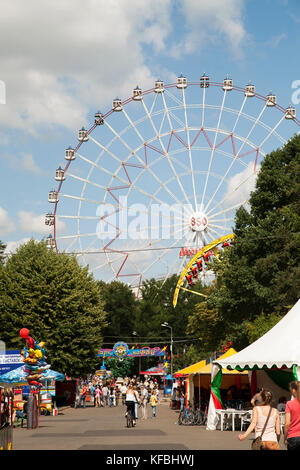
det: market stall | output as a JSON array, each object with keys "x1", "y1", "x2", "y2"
[
  {"x1": 207, "y1": 299, "x2": 300, "y2": 430},
  {"x1": 190, "y1": 348, "x2": 249, "y2": 410}
]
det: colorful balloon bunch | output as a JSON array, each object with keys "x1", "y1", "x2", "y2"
[{"x1": 20, "y1": 328, "x2": 51, "y2": 392}]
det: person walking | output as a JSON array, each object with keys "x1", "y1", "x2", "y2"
[
  {"x1": 109, "y1": 386, "x2": 115, "y2": 407},
  {"x1": 115, "y1": 386, "x2": 120, "y2": 406},
  {"x1": 95, "y1": 386, "x2": 101, "y2": 408},
  {"x1": 79, "y1": 383, "x2": 88, "y2": 408},
  {"x1": 125, "y1": 385, "x2": 137, "y2": 426},
  {"x1": 238, "y1": 390, "x2": 281, "y2": 450},
  {"x1": 89, "y1": 383, "x2": 95, "y2": 407},
  {"x1": 121, "y1": 383, "x2": 127, "y2": 405},
  {"x1": 133, "y1": 385, "x2": 140, "y2": 421},
  {"x1": 284, "y1": 381, "x2": 300, "y2": 450},
  {"x1": 102, "y1": 383, "x2": 109, "y2": 407},
  {"x1": 150, "y1": 390, "x2": 157, "y2": 418},
  {"x1": 180, "y1": 391, "x2": 185, "y2": 412},
  {"x1": 140, "y1": 385, "x2": 148, "y2": 420}
]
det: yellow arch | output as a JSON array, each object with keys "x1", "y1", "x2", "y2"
[{"x1": 173, "y1": 233, "x2": 235, "y2": 308}]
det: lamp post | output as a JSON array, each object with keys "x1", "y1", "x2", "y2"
[
  {"x1": 161, "y1": 322, "x2": 173, "y2": 376},
  {"x1": 132, "y1": 331, "x2": 141, "y2": 375}
]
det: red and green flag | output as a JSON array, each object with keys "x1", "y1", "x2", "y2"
[{"x1": 210, "y1": 368, "x2": 223, "y2": 409}]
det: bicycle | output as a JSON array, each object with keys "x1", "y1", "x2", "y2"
[
  {"x1": 178, "y1": 401, "x2": 194, "y2": 425},
  {"x1": 126, "y1": 408, "x2": 135, "y2": 428}
]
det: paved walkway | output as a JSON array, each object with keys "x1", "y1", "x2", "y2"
[{"x1": 13, "y1": 402, "x2": 286, "y2": 450}]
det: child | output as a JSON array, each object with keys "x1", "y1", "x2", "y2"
[{"x1": 150, "y1": 390, "x2": 157, "y2": 418}]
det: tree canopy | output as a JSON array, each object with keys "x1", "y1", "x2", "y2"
[{"x1": 0, "y1": 240, "x2": 107, "y2": 376}]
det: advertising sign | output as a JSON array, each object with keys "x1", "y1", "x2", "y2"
[{"x1": 0, "y1": 350, "x2": 23, "y2": 375}]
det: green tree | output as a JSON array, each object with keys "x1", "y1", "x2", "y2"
[
  {"x1": 105, "y1": 357, "x2": 135, "y2": 378},
  {"x1": 0, "y1": 239, "x2": 107, "y2": 376},
  {"x1": 0, "y1": 240, "x2": 6, "y2": 265},
  {"x1": 98, "y1": 280, "x2": 138, "y2": 348}
]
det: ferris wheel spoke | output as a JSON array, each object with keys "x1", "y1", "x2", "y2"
[
  {"x1": 67, "y1": 173, "x2": 107, "y2": 191},
  {"x1": 208, "y1": 199, "x2": 248, "y2": 219},
  {"x1": 141, "y1": 99, "x2": 193, "y2": 208},
  {"x1": 208, "y1": 217, "x2": 234, "y2": 226},
  {"x1": 149, "y1": 92, "x2": 158, "y2": 115},
  {"x1": 161, "y1": 93, "x2": 174, "y2": 131},
  {"x1": 258, "y1": 115, "x2": 285, "y2": 149},
  {"x1": 209, "y1": 223, "x2": 230, "y2": 231},
  {"x1": 201, "y1": 87, "x2": 206, "y2": 128},
  {"x1": 164, "y1": 88, "x2": 183, "y2": 106},
  {"x1": 203, "y1": 229, "x2": 216, "y2": 243},
  {"x1": 201, "y1": 90, "x2": 227, "y2": 209},
  {"x1": 110, "y1": 107, "x2": 190, "y2": 210},
  {"x1": 206, "y1": 226, "x2": 222, "y2": 239},
  {"x1": 160, "y1": 231, "x2": 195, "y2": 287},
  {"x1": 138, "y1": 226, "x2": 190, "y2": 278},
  {"x1": 236, "y1": 104, "x2": 266, "y2": 157},
  {"x1": 206, "y1": 165, "x2": 257, "y2": 217},
  {"x1": 120, "y1": 108, "x2": 194, "y2": 215},
  {"x1": 182, "y1": 87, "x2": 198, "y2": 210},
  {"x1": 232, "y1": 95, "x2": 247, "y2": 134},
  {"x1": 203, "y1": 129, "x2": 263, "y2": 214},
  {"x1": 60, "y1": 193, "x2": 113, "y2": 206},
  {"x1": 122, "y1": 108, "x2": 145, "y2": 144},
  {"x1": 90, "y1": 254, "x2": 126, "y2": 275},
  {"x1": 89, "y1": 135, "x2": 125, "y2": 166},
  {"x1": 76, "y1": 151, "x2": 130, "y2": 187},
  {"x1": 56, "y1": 232, "x2": 101, "y2": 240},
  {"x1": 104, "y1": 120, "x2": 134, "y2": 155}
]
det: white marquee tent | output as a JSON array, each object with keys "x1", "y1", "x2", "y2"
[{"x1": 206, "y1": 299, "x2": 300, "y2": 430}]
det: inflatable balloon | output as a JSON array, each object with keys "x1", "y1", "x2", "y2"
[{"x1": 19, "y1": 328, "x2": 51, "y2": 393}]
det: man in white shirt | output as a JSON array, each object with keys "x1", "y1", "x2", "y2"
[
  {"x1": 102, "y1": 384, "x2": 109, "y2": 407},
  {"x1": 121, "y1": 384, "x2": 127, "y2": 405}
]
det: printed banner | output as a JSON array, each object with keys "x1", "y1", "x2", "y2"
[{"x1": 97, "y1": 342, "x2": 167, "y2": 359}]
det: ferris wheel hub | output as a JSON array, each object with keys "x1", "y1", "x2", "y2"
[{"x1": 189, "y1": 212, "x2": 208, "y2": 232}]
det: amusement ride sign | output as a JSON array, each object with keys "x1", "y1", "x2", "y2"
[{"x1": 98, "y1": 342, "x2": 167, "y2": 360}]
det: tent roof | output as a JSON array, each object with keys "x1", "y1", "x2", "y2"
[
  {"x1": 174, "y1": 360, "x2": 206, "y2": 377},
  {"x1": 215, "y1": 300, "x2": 300, "y2": 371},
  {"x1": 175, "y1": 348, "x2": 247, "y2": 377},
  {"x1": 195, "y1": 348, "x2": 248, "y2": 375},
  {"x1": 0, "y1": 366, "x2": 65, "y2": 383}
]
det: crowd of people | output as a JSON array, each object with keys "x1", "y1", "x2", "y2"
[
  {"x1": 75, "y1": 373, "x2": 300, "y2": 450},
  {"x1": 76, "y1": 375, "x2": 161, "y2": 425}
]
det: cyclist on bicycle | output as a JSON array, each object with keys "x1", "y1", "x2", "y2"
[{"x1": 125, "y1": 385, "x2": 136, "y2": 426}]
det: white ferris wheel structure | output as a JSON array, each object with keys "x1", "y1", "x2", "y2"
[{"x1": 46, "y1": 74, "x2": 300, "y2": 296}]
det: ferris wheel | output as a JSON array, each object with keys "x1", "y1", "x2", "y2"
[{"x1": 45, "y1": 74, "x2": 300, "y2": 296}]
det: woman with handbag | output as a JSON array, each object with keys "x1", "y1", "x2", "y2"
[{"x1": 238, "y1": 390, "x2": 281, "y2": 450}]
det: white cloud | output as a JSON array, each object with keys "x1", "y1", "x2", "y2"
[
  {"x1": 4, "y1": 238, "x2": 31, "y2": 254},
  {"x1": 171, "y1": 0, "x2": 246, "y2": 58},
  {"x1": 21, "y1": 154, "x2": 44, "y2": 175},
  {"x1": 224, "y1": 162, "x2": 260, "y2": 209},
  {"x1": 0, "y1": 152, "x2": 44, "y2": 174},
  {"x1": 0, "y1": 0, "x2": 173, "y2": 132},
  {"x1": 0, "y1": 207, "x2": 15, "y2": 236},
  {"x1": 18, "y1": 211, "x2": 67, "y2": 235}
]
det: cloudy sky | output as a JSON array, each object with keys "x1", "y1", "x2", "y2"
[{"x1": 0, "y1": 0, "x2": 299, "y2": 274}]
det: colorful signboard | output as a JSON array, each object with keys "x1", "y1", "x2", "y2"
[
  {"x1": 0, "y1": 350, "x2": 23, "y2": 376},
  {"x1": 98, "y1": 343, "x2": 167, "y2": 359}
]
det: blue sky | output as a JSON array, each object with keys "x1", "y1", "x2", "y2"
[{"x1": 0, "y1": 0, "x2": 299, "y2": 284}]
